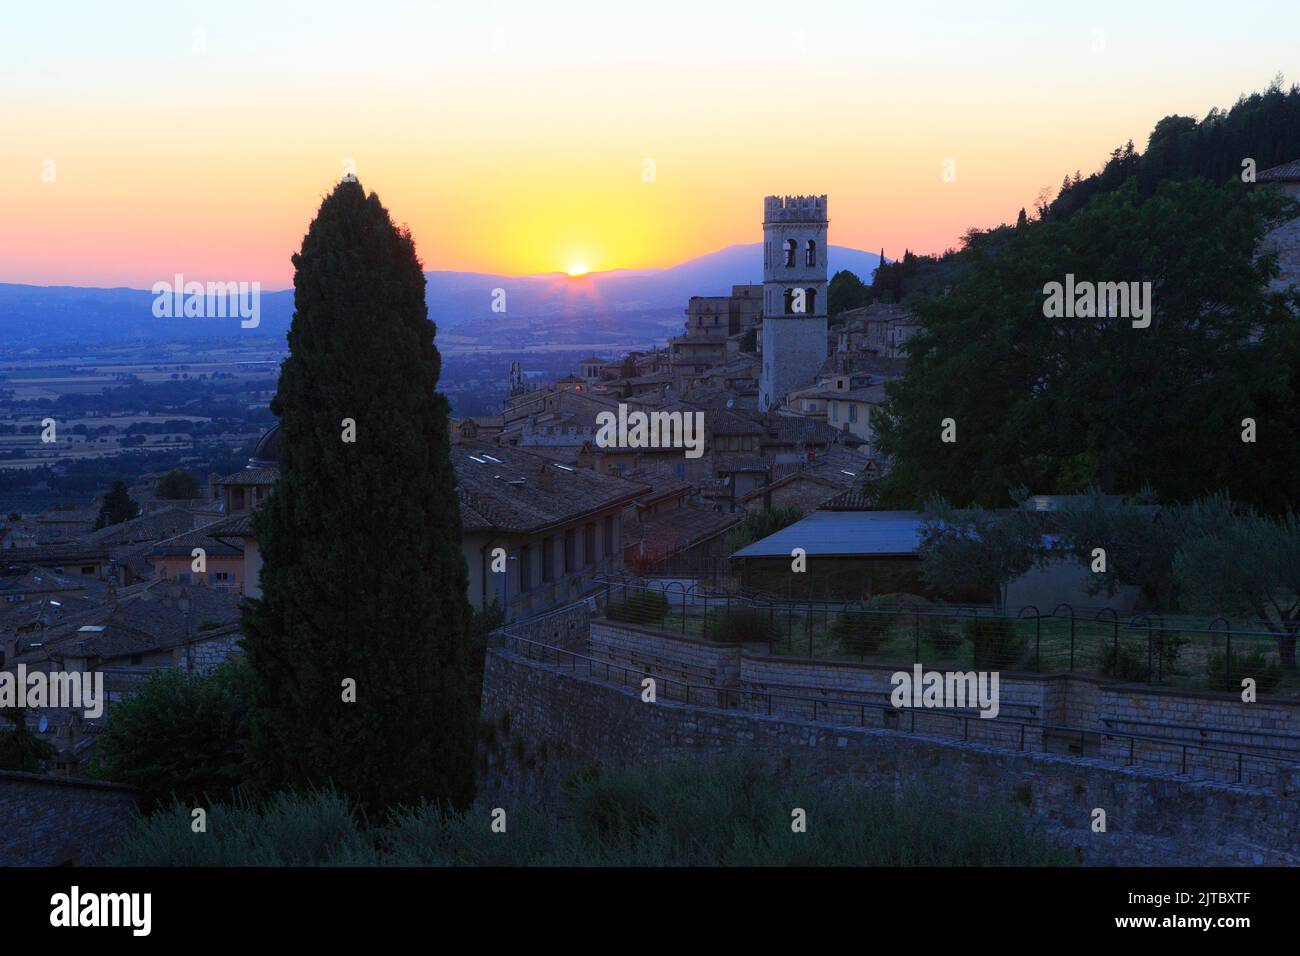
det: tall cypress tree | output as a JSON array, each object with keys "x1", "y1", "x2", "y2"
[{"x1": 241, "y1": 178, "x2": 478, "y2": 814}]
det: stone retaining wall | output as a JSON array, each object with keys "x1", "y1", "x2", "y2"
[
  {"x1": 0, "y1": 771, "x2": 138, "y2": 866},
  {"x1": 481, "y1": 646, "x2": 1300, "y2": 866}
]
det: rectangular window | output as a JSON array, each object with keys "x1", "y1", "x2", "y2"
[
  {"x1": 518, "y1": 545, "x2": 531, "y2": 593},
  {"x1": 603, "y1": 516, "x2": 614, "y2": 556},
  {"x1": 80, "y1": 566, "x2": 95, "y2": 575},
  {"x1": 848, "y1": 404, "x2": 858, "y2": 423},
  {"x1": 584, "y1": 523, "x2": 596, "y2": 565},
  {"x1": 542, "y1": 537, "x2": 555, "y2": 582},
  {"x1": 563, "y1": 529, "x2": 575, "y2": 574},
  {"x1": 829, "y1": 403, "x2": 837, "y2": 423}
]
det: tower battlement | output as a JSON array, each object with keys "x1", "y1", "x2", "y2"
[{"x1": 763, "y1": 194, "x2": 828, "y2": 223}]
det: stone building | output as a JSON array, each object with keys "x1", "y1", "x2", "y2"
[
  {"x1": 456, "y1": 443, "x2": 644, "y2": 622},
  {"x1": 669, "y1": 286, "x2": 762, "y2": 392},
  {"x1": 1256, "y1": 158, "x2": 1300, "y2": 293},
  {"x1": 206, "y1": 424, "x2": 281, "y2": 599},
  {"x1": 815, "y1": 376, "x2": 888, "y2": 447}
]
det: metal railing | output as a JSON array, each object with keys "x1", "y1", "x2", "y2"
[
  {"x1": 495, "y1": 623, "x2": 1299, "y2": 787},
  {"x1": 593, "y1": 576, "x2": 1300, "y2": 693}
]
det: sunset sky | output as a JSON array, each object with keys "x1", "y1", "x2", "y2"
[{"x1": 2, "y1": 0, "x2": 1297, "y2": 288}]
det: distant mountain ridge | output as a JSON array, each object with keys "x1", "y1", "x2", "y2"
[{"x1": 0, "y1": 244, "x2": 881, "y2": 348}]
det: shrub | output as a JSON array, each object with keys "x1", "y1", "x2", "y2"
[
  {"x1": 922, "y1": 612, "x2": 964, "y2": 657},
  {"x1": 570, "y1": 769, "x2": 661, "y2": 844},
  {"x1": 1207, "y1": 647, "x2": 1282, "y2": 694},
  {"x1": 0, "y1": 707, "x2": 56, "y2": 772},
  {"x1": 830, "y1": 606, "x2": 895, "y2": 657},
  {"x1": 705, "y1": 605, "x2": 777, "y2": 644},
  {"x1": 964, "y1": 617, "x2": 1026, "y2": 669},
  {"x1": 724, "y1": 506, "x2": 803, "y2": 554},
  {"x1": 105, "y1": 758, "x2": 1074, "y2": 866},
  {"x1": 87, "y1": 657, "x2": 252, "y2": 812},
  {"x1": 1098, "y1": 641, "x2": 1147, "y2": 681},
  {"x1": 1151, "y1": 628, "x2": 1188, "y2": 672},
  {"x1": 605, "y1": 591, "x2": 671, "y2": 627}
]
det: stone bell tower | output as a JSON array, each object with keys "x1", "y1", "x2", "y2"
[{"x1": 758, "y1": 195, "x2": 829, "y2": 411}]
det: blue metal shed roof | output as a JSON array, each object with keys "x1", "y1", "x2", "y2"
[{"x1": 731, "y1": 510, "x2": 927, "y2": 559}]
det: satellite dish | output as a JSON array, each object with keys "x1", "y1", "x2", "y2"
[
  {"x1": 37, "y1": 716, "x2": 48, "y2": 733},
  {"x1": 726, "y1": 399, "x2": 734, "y2": 409}
]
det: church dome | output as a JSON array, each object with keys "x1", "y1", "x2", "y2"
[{"x1": 249, "y1": 423, "x2": 281, "y2": 468}]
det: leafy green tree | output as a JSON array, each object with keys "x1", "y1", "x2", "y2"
[
  {"x1": 155, "y1": 469, "x2": 202, "y2": 500},
  {"x1": 724, "y1": 505, "x2": 803, "y2": 554},
  {"x1": 89, "y1": 659, "x2": 252, "y2": 811},
  {"x1": 93, "y1": 479, "x2": 138, "y2": 529},
  {"x1": 1051, "y1": 488, "x2": 1180, "y2": 611},
  {"x1": 241, "y1": 178, "x2": 479, "y2": 815},
  {"x1": 917, "y1": 495, "x2": 1042, "y2": 608},
  {"x1": 874, "y1": 179, "x2": 1298, "y2": 509},
  {"x1": 1050, "y1": 78, "x2": 1300, "y2": 220},
  {"x1": 828, "y1": 269, "x2": 870, "y2": 318},
  {"x1": 0, "y1": 707, "x2": 56, "y2": 772},
  {"x1": 1172, "y1": 501, "x2": 1300, "y2": 670}
]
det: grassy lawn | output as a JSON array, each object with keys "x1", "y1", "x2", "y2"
[{"x1": 635, "y1": 600, "x2": 1299, "y2": 694}]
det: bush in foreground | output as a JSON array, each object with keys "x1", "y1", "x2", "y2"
[
  {"x1": 105, "y1": 758, "x2": 1074, "y2": 866},
  {"x1": 88, "y1": 658, "x2": 252, "y2": 812}
]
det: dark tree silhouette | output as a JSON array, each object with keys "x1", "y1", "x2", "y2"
[{"x1": 241, "y1": 178, "x2": 479, "y2": 815}]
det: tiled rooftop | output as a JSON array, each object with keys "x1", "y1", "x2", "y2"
[
  {"x1": 215, "y1": 467, "x2": 281, "y2": 487},
  {"x1": 455, "y1": 444, "x2": 646, "y2": 534},
  {"x1": 622, "y1": 505, "x2": 741, "y2": 562},
  {"x1": 1258, "y1": 159, "x2": 1300, "y2": 183}
]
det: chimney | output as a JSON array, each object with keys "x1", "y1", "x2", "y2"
[{"x1": 537, "y1": 462, "x2": 555, "y2": 493}]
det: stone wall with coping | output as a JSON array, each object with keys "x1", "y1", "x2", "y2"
[
  {"x1": 580, "y1": 621, "x2": 1300, "y2": 762},
  {"x1": 587, "y1": 620, "x2": 740, "y2": 685},
  {"x1": 481, "y1": 645, "x2": 1300, "y2": 866}
]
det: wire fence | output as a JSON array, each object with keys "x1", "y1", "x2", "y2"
[{"x1": 594, "y1": 575, "x2": 1300, "y2": 695}]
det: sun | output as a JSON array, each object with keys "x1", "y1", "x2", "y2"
[{"x1": 567, "y1": 263, "x2": 589, "y2": 277}]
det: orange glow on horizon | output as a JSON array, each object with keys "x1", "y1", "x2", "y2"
[{"x1": 1, "y1": 3, "x2": 1293, "y2": 288}]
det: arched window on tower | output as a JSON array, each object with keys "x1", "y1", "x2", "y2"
[
  {"x1": 806, "y1": 240, "x2": 816, "y2": 267},
  {"x1": 783, "y1": 239, "x2": 796, "y2": 267},
  {"x1": 805, "y1": 288, "x2": 817, "y2": 314}
]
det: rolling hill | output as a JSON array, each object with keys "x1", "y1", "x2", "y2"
[{"x1": 0, "y1": 244, "x2": 881, "y2": 349}]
